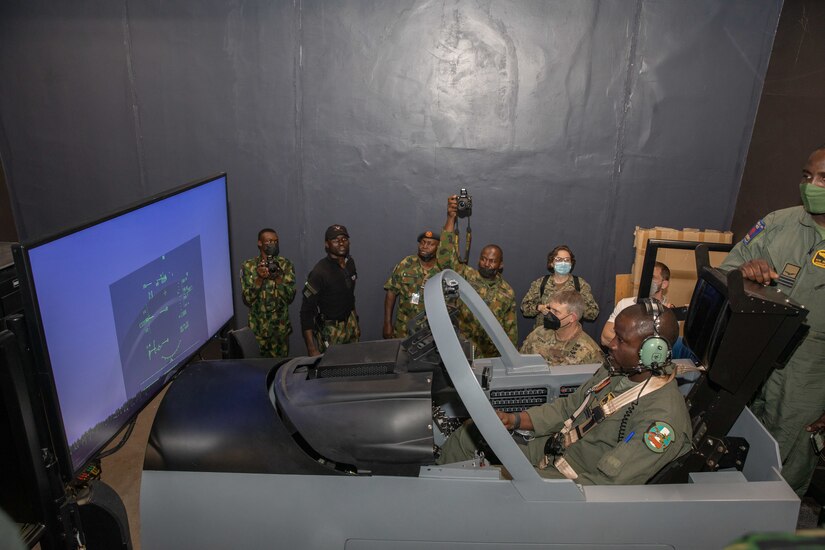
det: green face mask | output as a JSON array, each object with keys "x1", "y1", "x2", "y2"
[{"x1": 800, "y1": 183, "x2": 825, "y2": 215}]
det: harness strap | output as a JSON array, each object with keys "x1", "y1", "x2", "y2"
[
  {"x1": 562, "y1": 370, "x2": 677, "y2": 448},
  {"x1": 539, "y1": 275, "x2": 581, "y2": 298}
]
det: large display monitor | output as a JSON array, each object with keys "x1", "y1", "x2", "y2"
[{"x1": 13, "y1": 174, "x2": 233, "y2": 478}]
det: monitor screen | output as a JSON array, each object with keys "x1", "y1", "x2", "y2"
[
  {"x1": 683, "y1": 275, "x2": 728, "y2": 367},
  {"x1": 15, "y1": 174, "x2": 233, "y2": 476}
]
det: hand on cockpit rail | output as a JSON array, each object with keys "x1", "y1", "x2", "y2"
[{"x1": 738, "y1": 259, "x2": 778, "y2": 285}]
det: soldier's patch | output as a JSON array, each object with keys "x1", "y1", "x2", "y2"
[
  {"x1": 302, "y1": 282, "x2": 318, "y2": 299},
  {"x1": 643, "y1": 421, "x2": 674, "y2": 453},
  {"x1": 778, "y1": 263, "x2": 801, "y2": 287},
  {"x1": 742, "y1": 219, "x2": 766, "y2": 246},
  {"x1": 813, "y1": 250, "x2": 825, "y2": 269}
]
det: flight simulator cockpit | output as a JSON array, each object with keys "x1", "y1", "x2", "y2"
[{"x1": 141, "y1": 261, "x2": 808, "y2": 549}]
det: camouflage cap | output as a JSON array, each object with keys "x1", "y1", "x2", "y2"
[
  {"x1": 325, "y1": 224, "x2": 349, "y2": 240},
  {"x1": 417, "y1": 230, "x2": 440, "y2": 242}
]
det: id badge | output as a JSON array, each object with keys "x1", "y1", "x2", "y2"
[{"x1": 410, "y1": 292, "x2": 420, "y2": 305}]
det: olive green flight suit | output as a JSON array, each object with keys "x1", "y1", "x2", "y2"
[
  {"x1": 437, "y1": 366, "x2": 693, "y2": 485},
  {"x1": 720, "y1": 206, "x2": 825, "y2": 495}
]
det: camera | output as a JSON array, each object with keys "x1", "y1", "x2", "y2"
[
  {"x1": 456, "y1": 188, "x2": 472, "y2": 218},
  {"x1": 266, "y1": 256, "x2": 283, "y2": 278}
]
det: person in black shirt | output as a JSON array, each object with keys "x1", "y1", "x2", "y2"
[{"x1": 300, "y1": 224, "x2": 360, "y2": 355}]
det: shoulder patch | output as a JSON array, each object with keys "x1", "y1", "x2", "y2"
[
  {"x1": 742, "y1": 219, "x2": 766, "y2": 246},
  {"x1": 813, "y1": 250, "x2": 825, "y2": 269},
  {"x1": 302, "y1": 282, "x2": 317, "y2": 299},
  {"x1": 643, "y1": 421, "x2": 675, "y2": 453}
]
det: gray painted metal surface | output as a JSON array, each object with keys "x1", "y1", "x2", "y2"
[
  {"x1": 0, "y1": 2, "x2": 781, "y2": 348},
  {"x1": 141, "y1": 460, "x2": 798, "y2": 549}
]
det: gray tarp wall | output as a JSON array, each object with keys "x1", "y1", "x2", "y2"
[{"x1": 0, "y1": 1, "x2": 781, "y2": 350}]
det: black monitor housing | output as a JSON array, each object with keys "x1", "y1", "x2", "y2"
[{"x1": 12, "y1": 173, "x2": 233, "y2": 482}]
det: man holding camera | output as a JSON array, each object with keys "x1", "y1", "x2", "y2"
[
  {"x1": 240, "y1": 228, "x2": 296, "y2": 357},
  {"x1": 438, "y1": 195, "x2": 517, "y2": 358},
  {"x1": 300, "y1": 224, "x2": 360, "y2": 356},
  {"x1": 383, "y1": 230, "x2": 441, "y2": 339}
]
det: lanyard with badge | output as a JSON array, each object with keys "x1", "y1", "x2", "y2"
[{"x1": 410, "y1": 268, "x2": 434, "y2": 306}]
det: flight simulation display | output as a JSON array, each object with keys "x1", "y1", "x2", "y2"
[{"x1": 16, "y1": 174, "x2": 232, "y2": 475}]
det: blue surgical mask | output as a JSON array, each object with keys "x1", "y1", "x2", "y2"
[{"x1": 554, "y1": 261, "x2": 572, "y2": 275}]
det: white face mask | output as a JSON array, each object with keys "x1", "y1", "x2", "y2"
[{"x1": 649, "y1": 279, "x2": 662, "y2": 297}]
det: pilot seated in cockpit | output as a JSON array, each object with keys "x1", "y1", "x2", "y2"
[{"x1": 437, "y1": 301, "x2": 692, "y2": 485}]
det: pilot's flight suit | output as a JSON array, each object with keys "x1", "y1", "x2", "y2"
[
  {"x1": 720, "y1": 206, "x2": 825, "y2": 495},
  {"x1": 437, "y1": 365, "x2": 692, "y2": 485}
]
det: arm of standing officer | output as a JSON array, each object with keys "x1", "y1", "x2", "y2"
[
  {"x1": 719, "y1": 214, "x2": 779, "y2": 285},
  {"x1": 383, "y1": 290, "x2": 397, "y2": 339},
  {"x1": 520, "y1": 278, "x2": 543, "y2": 318},
  {"x1": 437, "y1": 196, "x2": 464, "y2": 273},
  {"x1": 302, "y1": 330, "x2": 319, "y2": 357},
  {"x1": 502, "y1": 296, "x2": 518, "y2": 346},
  {"x1": 278, "y1": 259, "x2": 297, "y2": 304},
  {"x1": 300, "y1": 270, "x2": 324, "y2": 356},
  {"x1": 578, "y1": 278, "x2": 600, "y2": 321},
  {"x1": 241, "y1": 260, "x2": 270, "y2": 307}
]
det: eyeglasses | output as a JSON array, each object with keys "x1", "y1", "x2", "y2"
[{"x1": 552, "y1": 257, "x2": 571, "y2": 262}]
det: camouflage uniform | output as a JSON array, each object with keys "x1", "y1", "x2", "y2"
[
  {"x1": 316, "y1": 310, "x2": 361, "y2": 353},
  {"x1": 240, "y1": 256, "x2": 296, "y2": 357},
  {"x1": 521, "y1": 275, "x2": 599, "y2": 328},
  {"x1": 384, "y1": 255, "x2": 440, "y2": 338},
  {"x1": 437, "y1": 231, "x2": 517, "y2": 358},
  {"x1": 519, "y1": 325, "x2": 603, "y2": 366}
]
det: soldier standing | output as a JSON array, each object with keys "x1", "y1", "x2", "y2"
[
  {"x1": 720, "y1": 145, "x2": 825, "y2": 496},
  {"x1": 521, "y1": 245, "x2": 599, "y2": 329},
  {"x1": 300, "y1": 224, "x2": 360, "y2": 356},
  {"x1": 437, "y1": 195, "x2": 517, "y2": 358},
  {"x1": 383, "y1": 230, "x2": 440, "y2": 339},
  {"x1": 240, "y1": 228, "x2": 296, "y2": 357}
]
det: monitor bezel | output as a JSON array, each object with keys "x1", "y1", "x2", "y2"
[
  {"x1": 683, "y1": 268, "x2": 731, "y2": 367},
  {"x1": 13, "y1": 172, "x2": 232, "y2": 481}
]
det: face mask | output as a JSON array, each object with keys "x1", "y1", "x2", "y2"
[
  {"x1": 264, "y1": 244, "x2": 279, "y2": 257},
  {"x1": 543, "y1": 312, "x2": 571, "y2": 331},
  {"x1": 478, "y1": 266, "x2": 498, "y2": 279},
  {"x1": 419, "y1": 252, "x2": 435, "y2": 262},
  {"x1": 553, "y1": 261, "x2": 572, "y2": 275},
  {"x1": 801, "y1": 183, "x2": 825, "y2": 215},
  {"x1": 649, "y1": 279, "x2": 661, "y2": 297}
]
